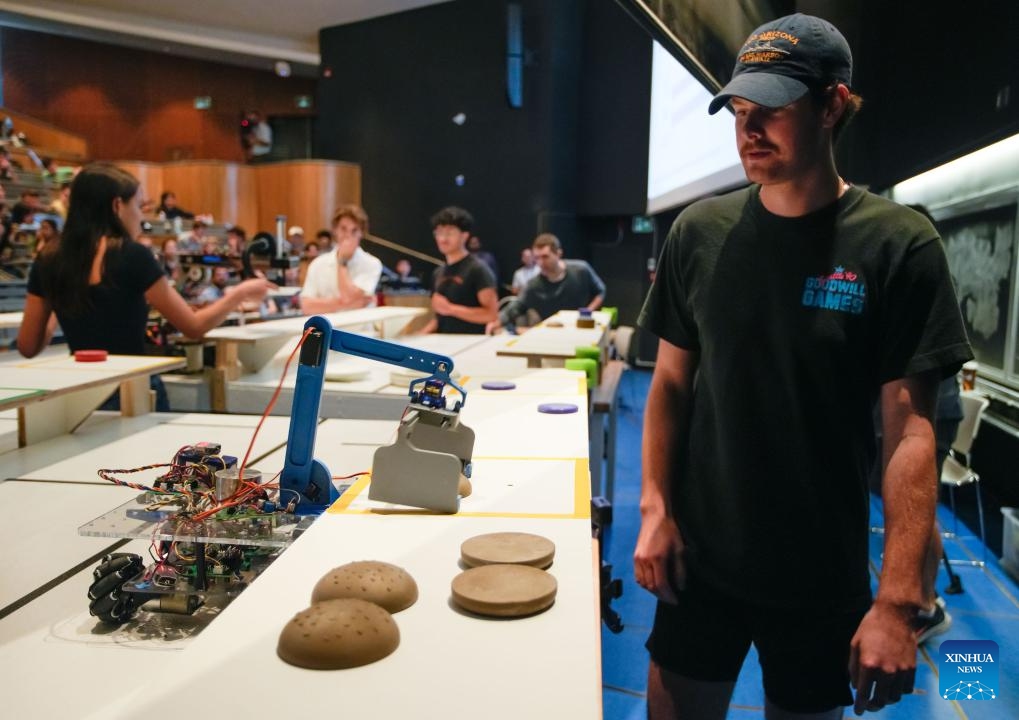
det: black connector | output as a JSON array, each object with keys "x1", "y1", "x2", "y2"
[
  {"x1": 591, "y1": 496, "x2": 613, "y2": 529},
  {"x1": 300, "y1": 330, "x2": 325, "y2": 368}
]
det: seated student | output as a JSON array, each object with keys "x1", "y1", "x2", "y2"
[
  {"x1": 487, "y1": 233, "x2": 605, "y2": 333},
  {"x1": 157, "y1": 191, "x2": 195, "y2": 220},
  {"x1": 511, "y1": 247, "x2": 539, "y2": 294},
  {"x1": 394, "y1": 258, "x2": 421, "y2": 287},
  {"x1": 315, "y1": 228, "x2": 333, "y2": 251},
  {"x1": 193, "y1": 266, "x2": 232, "y2": 305},
  {"x1": 300, "y1": 204, "x2": 383, "y2": 314},
  {"x1": 34, "y1": 218, "x2": 59, "y2": 256},
  {"x1": 418, "y1": 206, "x2": 497, "y2": 334},
  {"x1": 160, "y1": 238, "x2": 181, "y2": 285},
  {"x1": 49, "y1": 182, "x2": 71, "y2": 219},
  {"x1": 17, "y1": 163, "x2": 272, "y2": 410},
  {"x1": 224, "y1": 226, "x2": 246, "y2": 256}
]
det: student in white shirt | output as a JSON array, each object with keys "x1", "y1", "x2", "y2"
[{"x1": 300, "y1": 204, "x2": 383, "y2": 314}]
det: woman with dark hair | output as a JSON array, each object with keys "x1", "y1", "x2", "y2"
[
  {"x1": 17, "y1": 163, "x2": 272, "y2": 408},
  {"x1": 34, "y1": 218, "x2": 59, "y2": 256}
]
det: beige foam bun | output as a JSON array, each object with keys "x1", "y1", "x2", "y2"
[
  {"x1": 460, "y1": 532, "x2": 554, "y2": 569},
  {"x1": 451, "y1": 564, "x2": 557, "y2": 618},
  {"x1": 277, "y1": 599, "x2": 399, "y2": 669},
  {"x1": 312, "y1": 561, "x2": 418, "y2": 613},
  {"x1": 458, "y1": 473, "x2": 472, "y2": 498}
]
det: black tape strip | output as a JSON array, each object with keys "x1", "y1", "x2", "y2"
[{"x1": 0, "y1": 538, "x2": 131, "y2": 620}]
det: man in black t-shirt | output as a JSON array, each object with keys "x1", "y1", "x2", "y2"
[
  {"x1": 419, "y1": 206, "x2": 497, "y2": 334},
  {"x1": 633, "y1": 14, "x2": 972, "y2": 719}
]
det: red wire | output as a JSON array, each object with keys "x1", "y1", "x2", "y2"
[{"x1": 193, "y1": 327, "x2": 314, "y2": 522}]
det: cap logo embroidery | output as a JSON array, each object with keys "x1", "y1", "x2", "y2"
[{"x1": 738, "y1": 31, "x2": 799, "y2": 65}]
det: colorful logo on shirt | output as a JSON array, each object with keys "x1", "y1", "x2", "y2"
[
  {"x1": 435, "y1": 275, "x2": 464, "y2": 291},
  {"x1": 939, "y1": 640, "x2": 998, "y2": 701},
  {"x1": 801, "y1": 265, "x2": 865, "y2": 315}
]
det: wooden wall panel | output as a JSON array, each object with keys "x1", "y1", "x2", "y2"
[
  {"x1": 255, "y1": 161, "x2": 362, "y2": 238},
  {"x1": 112, "y1": 159, "x2": 359, "y2": 237},
  {"x1": 114, "y1": 161, "x2": 164, "y2": 207},
  {"x1": 0, "y1": 27, "x2": 315, "y2": 163},
  {"x1": 161, "y1": 161, "x2": 258, "y2": 232},
  {"x1": 0, "y1": 106, "x2": 88, "y2": 160}
]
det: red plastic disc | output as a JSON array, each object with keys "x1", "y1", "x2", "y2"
[{"x1": 74, "y1": 349, "x2": 108, "y2": 362}]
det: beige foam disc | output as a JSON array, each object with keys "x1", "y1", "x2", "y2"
[
  {"x1": 458, "y1": 473, "x2": 472, "y2": 498},
  {"x1": 277, "y1": 599, "x2": 399, "y2": 669},
  {"x1": 311, "y1": 561, "x2": 418, "y2": 613},
  {"x1": 460, "y1": 532, "x2": 555, "y2": 569},
  {"x1": 325, "y1": 368, "x2": 370, "y2": 382},
  {"x1": 451, "y1": 564, "x2": 557, "y2": 618}
]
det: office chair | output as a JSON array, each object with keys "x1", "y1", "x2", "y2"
[{"x1": 941, "y1": 390, "x2": 991, "y2": 566}]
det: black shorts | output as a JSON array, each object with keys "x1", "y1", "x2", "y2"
[{"x1": 645, "y1": 574, "x2": 868, "y2": 713}]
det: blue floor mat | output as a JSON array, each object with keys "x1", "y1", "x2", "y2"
[{"x1": 600, "y1": 367, "x2": 1019, "y2": 719}]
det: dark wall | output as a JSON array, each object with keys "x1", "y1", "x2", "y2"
[
  {"x1": 317, "y1": 0, "x2": 585, "y2": 290},
  {"x1": 316, "y1": 0, "x2": 653, "y2": 319},
  {"x1": 1, "y1": 27, "x2": 315, "y2": 162},
  {"x1": 838, "y1": 0, "x2": 1019, "y2": 189}
]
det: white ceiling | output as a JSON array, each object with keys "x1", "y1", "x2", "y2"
[{"x1": 0, "y1": 0, "x2": 451, "y2": 71}]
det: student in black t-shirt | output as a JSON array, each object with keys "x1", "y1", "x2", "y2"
[
  {"x1": 17, "y1": 164, "x2": 273, "y2": 409},
  {"x1": 487, "y1": 232, "x2": 605, "y2": 333},
  {"x1": 418, "y1": 206, "x2": 497, "y2": 334},
  {"x1": 633, "y1": 14, "x2": 972, "y2": 719}
]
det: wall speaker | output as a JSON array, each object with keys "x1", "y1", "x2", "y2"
[{"x1": 506, "y1": 3, "x2": 523, "y2": 108}]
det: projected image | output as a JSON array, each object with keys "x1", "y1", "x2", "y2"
[
  {"x1": 941, "y1": 202, "x2": 1017, "y2": 373},
  {"x1": 647, "y1": 41, "x2": 745, "y2": 214}
]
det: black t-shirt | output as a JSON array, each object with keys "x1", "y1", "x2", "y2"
[
  {"x1": 638, "y1": 185, "x2": 973, "y2": 610},
  {"x1": 500, "y1": 260, "x2": 606, "y2": 326},
  {"x1": 431, "y1": 254, "x2": 496, "y2": 334},
  {"x1": 28, "y1": 239, "x2": 165, "y2": 355}
]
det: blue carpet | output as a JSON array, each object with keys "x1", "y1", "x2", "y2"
[{"x1": 600, "y1": 367, "x2": 1019, "y2": 719}]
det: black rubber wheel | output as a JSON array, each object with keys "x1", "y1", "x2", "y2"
[{"x1": 87, "y1": 553, "x2": 146, "y2": 625}]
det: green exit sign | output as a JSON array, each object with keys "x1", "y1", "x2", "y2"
[
  {"x1": 194, "y1": 96, "x2": 212, "y2": 110},
  {"x1": 631, "y1": 215, "x2": 654, "y2": 234},
  {"x1": 295, "y1": 95, "x2": 313, "y2": 109}
]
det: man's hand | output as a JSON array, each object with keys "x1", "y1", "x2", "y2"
[
  {"x1": 431, "y1": 293, "x2": 453, "y2": 316},
  {"x1": 485, "y1": 319, "x2": 504, "y2": 335},
  {"x1": 849, "y1": 601, "x2": 918, "y2": 715},
  {"x1": 633, "y1": 510, "x2": 686, "y2": 605}
]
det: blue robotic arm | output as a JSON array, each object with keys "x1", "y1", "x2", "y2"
[{"x1": 280, "y1": 315, "x2": 469, "y2": 514}]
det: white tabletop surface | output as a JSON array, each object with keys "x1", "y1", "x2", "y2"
[
  {"x1": 204, "y1": 306, "x2": 426, "y2": 341},
  {"x1": 0, "y1": 379, "x2": 601, "y2": 719},
  {"x1": 0, "y1": 310, "x2": 23, "y2": 329},
  {"x1": 0, "y1": 413, "x2": 293, "y2": 484},
  {"x1": 0, "y1": 537, "x2": 213, "y2": 720},
  {"x1": 82, "y1": 514, "x2": 601, "y2": 720},
  {"x1": 0, "y1": 354, "x2": 185, "y2": 409},
  {"x1": 0, "y1": 481, "x2": 140, "y2": 608}
]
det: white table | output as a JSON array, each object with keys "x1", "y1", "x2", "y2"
[
  {"x1": 0, "y1": 382, "x2": 601, "y2": 719},
  {"x1": 495, "y1": 312, "x2": 609, "y2": 368},
  {"x1": 83, "y1": 515, "x2": 601, "y2": 720},
  {"x1": 0, "y1": 354, "x2": 186, "y2": 446},
  {"x1": 0, "y1": 310, "x2": 23, "y2": 329},
  {"x1": 201, "y1": 307, "x2": 426, "y2": 411}
]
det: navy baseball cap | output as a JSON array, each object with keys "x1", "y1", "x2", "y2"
[{"x1": 708, "y1": 13, "x2": 852, "y2": 115}]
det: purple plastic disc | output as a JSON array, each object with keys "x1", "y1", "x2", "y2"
[
  {"x1": 537, "y1": 403, "x2": 579, "y2": 414},
  {"x1": 481, "y1": 380, "x2": 516, "y2": 391}
]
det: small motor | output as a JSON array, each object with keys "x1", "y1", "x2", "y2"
[{"x1": 413, "y1": 378, "x2": 448, "y2": 410}]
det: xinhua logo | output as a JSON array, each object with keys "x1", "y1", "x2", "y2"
[{"x1": 939, "y1": 640, "x2": 998, "y2": 700}]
